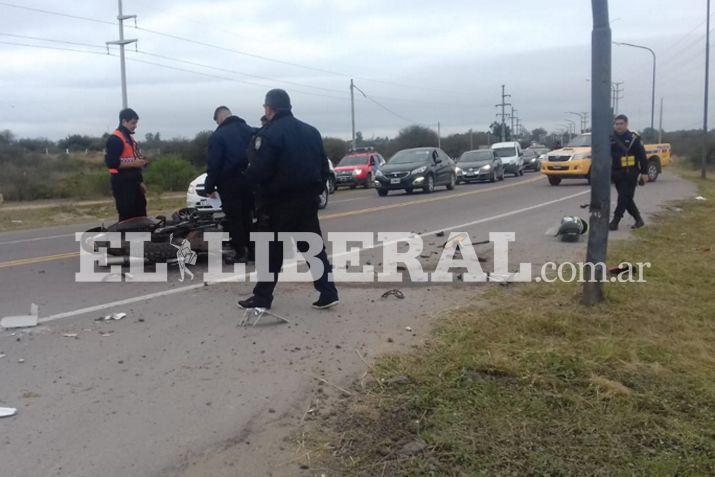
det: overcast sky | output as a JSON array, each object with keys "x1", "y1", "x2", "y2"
[{"x1": 0, "y1": 0, "x2": 711, "y2": 141}]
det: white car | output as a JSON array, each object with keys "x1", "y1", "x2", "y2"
[
  {"x1": 490, "y1": 141, "x2": 525, "y2": 177},
  {"x1": 186, "y1": 166, "x2": 334, "y2": 210}
]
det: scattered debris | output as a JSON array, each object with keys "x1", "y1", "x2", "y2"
[
  {"x1": 99, "y1": 331, "x2": 114, "y2": 337},
  {"x1": 96, "y1": 312, "x2": 127, "y2": 322},
  {"x1": 17, "y1": 358, "x2": 25, "y2": 363},
  {"x1": 305, "y1": 373, "x2": 352, "y2": 396},
  {"x1": 1, "y1": 303, "x2": 39, "y2": 329},
  {"x1": 381, "y1": 289, "x2": 405, "y2": 300},
  {"x1": 405, "y1": 326, "x2": 413, "y2": 332},
  {"x1": 10, "y1": 220, "x2": 23, "y2": 224},
  {"x1": 0, "y1": 354, "x2": 5, "y2": 359},
  {"x1": 0, "y1": 407, "x2": 17, "y2": 418},
  {"x1": 695, "y1": 196, "x2": 707, "y2": 201},
  {"x1": 62, "y1": 333, "x2": 78, "y2": 338},
  {"x1": 435, "y1": 231, "x2": 445, "y2": 237}
]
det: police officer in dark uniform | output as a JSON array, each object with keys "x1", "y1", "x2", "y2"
[
  {"x1": 105, "y1": 108, "x2": 147, "y2": 221},
  {"x1": 609, "y1": 114, "x2": 648, "y2": 230},
  {"x1": 239, "y1": 89, "x2": 339, "y2": 310},
  {"x1": 205, "y1": 106, "x2": 256, "y2": 262}
]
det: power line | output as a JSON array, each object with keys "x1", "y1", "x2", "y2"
[
  {"x1": 0, "y1": 2, "x2": 472, "y2": 98},
  {"x1": 0, "y1": 1, "x2": 113, "y2": 25},
  {"x1": 352, "y1": 83, "x2": 418, "y2": 124},
  {"x1": 0, "y1": 32, "x2": 106, "y2": 50}
]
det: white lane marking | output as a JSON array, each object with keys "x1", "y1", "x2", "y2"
[
  {"x1": 0, "y1": 232, "x2": 75, "y2": 246},
  {"x1": 26, "y1": 189, "x2": 590, "y2": 325}
]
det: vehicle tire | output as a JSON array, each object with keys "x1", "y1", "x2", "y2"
[
  {"x1": 489, "y1": 171, "x2": 496, "y2": 183},
  {"x1": 405, "y1": 188, "x2": 413, "y2": 194},
  {"x1": 499, "y1": 170, "x2": 505, "y2": 181},
  {"x1": 423, "y1": 174, "x2": 435, "y2": 193},
  {"x1": 327, "y1": 176, "x2": 336, "y2": 194},
  {"x1": 318, "y1": 187, "x2": 328, "y2": 209},
  {"x1": 548, "y1": 176, "x2": 562, "y2": 186},
  {"x1": 586, "y1": 171, "x2": 591, "y2": 185},
  {"x1": 144, "y1": 241, "x2": 180, "y2": 264},
  {"x1": 647, "y1": 158, "x2": 660, "y2": 182},
  {"x1": 518, "y1": 168, "x2": 524, "y2": 176},
  {"x1": 446, "y1": 173, "x2": 456, "y2": 190},
  {"x1": 377, "y1": 188, "x2": 389, "y2": 197}
]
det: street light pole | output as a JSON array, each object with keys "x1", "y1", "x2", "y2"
[
  {"x1": 567, "y1": 111, "x2": 586, "y2": 132},
  {"x1": 613, "y1": 41, "x2": 656, "y2": 130},
  {"x1": 583, "y1": 0, "x2": 612, "y2": 305},
  {"x1": 702, "y1": 0, "x2": 711, "y2": 179}
]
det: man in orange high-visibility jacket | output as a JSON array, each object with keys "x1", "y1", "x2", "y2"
[{"x1": 105, "y1": 108, "x2": 147, "y2": 221}]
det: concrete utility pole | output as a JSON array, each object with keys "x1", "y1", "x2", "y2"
[
  {"x1": 613, "y1": 42, "x2": 656, "y2": 130},
  {"x1": 437, "y1": 121, "x2": 441, "y2": 149},
  {"x1": 469, "y1": 128, "x2": 474, "y2": 150},
  {"x1": 702, "y1": 0, "x2": 711, "y2": 179},
  {"x1": 582, "y1": 0, "x2": 612, "y2": 305},
  {"x1": 350, "y1": 79, "x2": 356, "y2": 149},
  {"x1": 495, "y1": 84, "x2": 511, "y2": 142},
  {"x1": 658, "y1": 97, "x2": 664, "y2": 143},
  {"x1": 106, "y1": 0, "x2": 137, "y2": 109}
]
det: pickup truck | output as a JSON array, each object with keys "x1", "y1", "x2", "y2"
[{"x1": 541, "y1": 133, "x2": 671, "y2": 185}]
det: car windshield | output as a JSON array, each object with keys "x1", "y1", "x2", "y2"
[
  {"x1": 492, "y1": 147, "x2": 517, "y2": 158},
  {"x1": 338, "y1": 155, "x2": 368, "y2": 166},
  {"x1": 389, "y1": 149, "x2": 432, "y2": 164},
  {"x1": 567, "y1": 134, "x2": 591, "y2": 147},
  {"x1": 458, "y1": 151, "x2": 492, "y2": 162}
]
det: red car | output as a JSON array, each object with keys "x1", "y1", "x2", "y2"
[{"x1": 334, "y1": 150, "x2": 386, "y2": 189}]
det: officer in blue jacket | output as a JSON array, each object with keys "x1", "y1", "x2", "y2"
[
  {"x1": 609, "y1": 114, "x2": 648, "y2": 230},
  {"x1": 239, "y1": 89, "x2": 339, "y2": 310},
  {"x1": 205, "y1": 106, "x2": 256, "y2": 262}
]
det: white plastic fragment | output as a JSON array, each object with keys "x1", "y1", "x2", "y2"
[
  {"x1": 1, "y1": 304, "x2": 39, "y2": 329},
  {"x1": 695, "y1": 196, "x2": 707, "y2": 201},
  {"x1": 63, "y1": 333, "x2": 78, "y2": 338},
  {"x1": 405, "y1": 326, "x2": 413, "y2": 332},
  {"x1": 0, "y1": 407, "x2": 17, "y2": 418}
]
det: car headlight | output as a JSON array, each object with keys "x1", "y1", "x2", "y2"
[
  {"x1": 188, "y1": 185, "x2": 196, "y2": 194},
  {"x1": 480, "y1": 164, "x2": 492, "y2": 171},
  {"x1": 352, "y1": 168, "x2": 362, "y2": 176},
  {"x1": 455, "y1": 166, "x2": 462, "y2": 175},
  {"x1": 530, "y1": 158, "x2": 536, "y2": 163},
  {"x1": 412, "y1": 165, "x2": 427, "y2": 174},
  {"x1": 572, "y1": 154, "x2": 585, "y2": 161}
]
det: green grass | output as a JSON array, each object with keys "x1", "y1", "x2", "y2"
[{"x1": 311, "y1": 171, "x2": 715, "y2": 476}]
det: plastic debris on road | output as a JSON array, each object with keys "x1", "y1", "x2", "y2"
[
  {"x1": 96, "y1": 312, "x2": 127, "y2": 322},
  {"x1": 0, "y1": 407, "x2": 17, "y2": 418},
  {"x1": 1, "y1": 304, "x2": 39, "y2": 329},
  {"x1": 381, "y1": 289, "x2": 405, "y2": 299}
]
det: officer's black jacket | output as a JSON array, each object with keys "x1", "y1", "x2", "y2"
[
  {"x1": 204, "y1": 115, "x2": 256, "y2": 195},
  {"x1": 105, "y1": 126, "x2": 143, "y2": 183},
  {"x1": 245, "y1": 111, "x2": 329, "y2": 201},
  {"x1": 610, "y1": 130, "x2": 648, "y2": 175}
]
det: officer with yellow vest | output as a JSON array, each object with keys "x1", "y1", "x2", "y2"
[
  {"x1": 105, "y1": 108, "x2": 147, "y2": 221},
  {"x1": 610, "y1": 114, "x2": 648, "y2": 231}
]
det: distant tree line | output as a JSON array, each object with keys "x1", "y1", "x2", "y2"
[{"x1": 0, "y1": 124, "x2": 711, "y2": 202}]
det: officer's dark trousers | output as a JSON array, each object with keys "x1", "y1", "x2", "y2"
[
  {"x1": 220, "y1": 188, "x2": 253, "y2": 256},
  {"x1": 253, "y1": 196, "x2": 338, "y2": 303},
  {"x1": 111, "y1": 176, "x2": 147, "y2": 221},
  {"x1": 612, "y1": 169, "x2": 641, "y2": 220}
]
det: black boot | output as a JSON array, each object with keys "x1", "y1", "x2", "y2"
[
  {"x1": 609, "y1": 217, "x2": 620, "y2": 231},
  {"x1": 631, "y1": 217, "x2": 644, "y2": 229}
]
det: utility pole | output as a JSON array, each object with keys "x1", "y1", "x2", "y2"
[
  {"x1": 567, "y1": 111, "x2": 588, "y2": 133},
  {"x1": 350, "y1": 79, "x2": 356, "y2": 149},
  {"x1": 658, "y1": 97, "x2": 664, "y2": 143},
  {"x1": 613, "y1": 42, "x2": 656, "y2": 130},
  {"x1": 611, "y1": 82, "x2": 623, "y2": 115},
  {"x1": 495, "y1": 85, "x2": 511, "y2": 142},
  {"x1": 702, "y1": 0, "x2": 710, "y2": 179},
  {"x1": 106, "y1": 0, "x2": 137, "y2": 109},
  {"x1": 437, "y1": 121, "x2": 441, "y2": 149},
  {"x1": 582, "y1": 0, "x2": 612, "y2": 305},
  {"x1": 469, "y1": 128, "x2": 474, "y2": 150}
]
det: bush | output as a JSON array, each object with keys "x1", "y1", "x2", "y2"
[
  {"x1": 143, "y1": 154, "x2": 198, "y2": 192},
  {"x1": 58, "y1": 170, "x2": 112, "y2": 199}
]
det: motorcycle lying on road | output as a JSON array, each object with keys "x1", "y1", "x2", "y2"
[{"x1": 83, "y1": 207, "x2": 230, "y2": 266}]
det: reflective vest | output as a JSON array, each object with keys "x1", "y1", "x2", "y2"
[
  {"x1": 108, "y1": 129, "x2": 139, "y2": 174},
  {"x1": 620, "y1": 155, "x2": 636, "y2": 167}
]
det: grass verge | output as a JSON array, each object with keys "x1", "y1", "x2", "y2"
[
  {"x1": 310, "y1": 172, "x2": 715, "y2": 476},
  {"x1": 0, "y1": 194, "x2": 187, "y2": 232}
]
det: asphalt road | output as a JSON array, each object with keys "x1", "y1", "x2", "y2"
[{"x1": 0, "y1": 171, "x2": 696, "y2": 477}]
